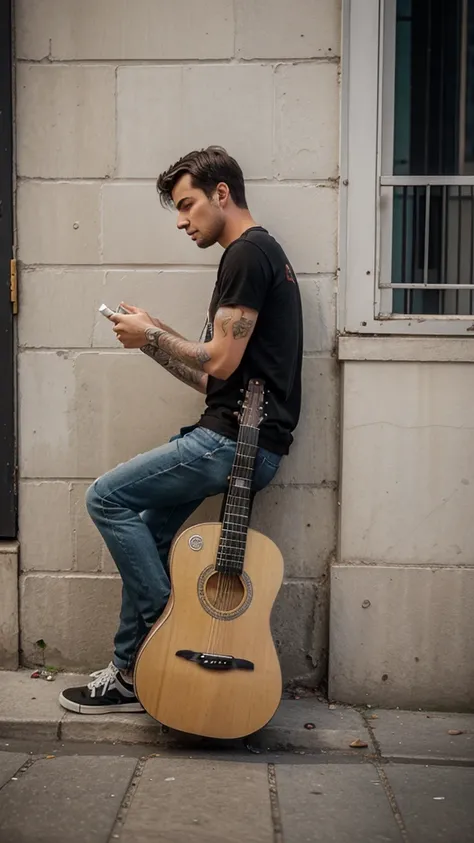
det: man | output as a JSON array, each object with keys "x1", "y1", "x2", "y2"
[{"x1": 59, "y1": 146, "x2": 303, "y2": 714}]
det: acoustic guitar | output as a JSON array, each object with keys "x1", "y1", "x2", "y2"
[{"x1": 134, "y1": 379, "x2": 284, "y2": 739}]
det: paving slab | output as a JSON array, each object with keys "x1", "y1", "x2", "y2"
[
  {"x1": 119, "y1": 757, "x2": 274, "y2": 843},
  {"x1": 369, "y1": 709, "x2": 474, "y2": 762},
  {"x1": 276, "y1": 763, "x2": 402, "y2": 842},
  {"x1": 0, "y1": 752, "x2": 29, "y2": 789},
  {"x1": 386, "y1": 765, "x2": 474, "y2": 843},
  {"x1": 0, "y1": 754, "x2": 137, "y2": 843},
  {"x1": 254, "y1": 698, "x2": 374, "y2": 753}
]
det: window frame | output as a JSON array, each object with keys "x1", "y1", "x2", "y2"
[{"x1": 340, "y1": 0, "x2": 474, "y2": 335}]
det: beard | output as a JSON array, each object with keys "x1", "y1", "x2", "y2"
[
  {"x1": 195, "y1": 214, "x2": 225, "y2": 248},
  {"x1": 195, "y1": 235, "x2": 215, "y2": 249}
]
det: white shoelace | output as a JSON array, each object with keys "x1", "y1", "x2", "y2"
[{"x1": 87, "y1": 661, "x2": 118, "y2": 695}]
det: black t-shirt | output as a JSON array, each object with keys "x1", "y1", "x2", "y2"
[{"x1": 198, "y1": 227, "x2": 303, "y2": 455}]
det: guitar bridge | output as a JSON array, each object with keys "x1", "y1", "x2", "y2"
[{"x1": 176, "y1": 650, "x2": 254, "y2": 671}]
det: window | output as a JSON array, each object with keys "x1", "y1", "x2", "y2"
[{"x1": 341, "y1": 0, "x2": 474, "y2": 334}]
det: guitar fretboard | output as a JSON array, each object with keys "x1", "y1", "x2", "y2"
[{"x1": 216, "y1": 424, "x2": 260, "y2": 575}]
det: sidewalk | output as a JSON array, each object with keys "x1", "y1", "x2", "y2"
[
  {"x1": 1, "y1": 670, "x2": 473, "y2": 759},
  {"x1": 1, "y1": 670, "x2": 474, "y2": 842},
  {"x1": 0, "y1": 670, "x2": 373, "y2": 753}
]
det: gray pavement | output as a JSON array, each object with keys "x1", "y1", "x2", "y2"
[
  {"x1": 1, "y1": 743, "x2": 474, "y2": 843},
  {"x1": 0, "y1": 753, "x2": 136, "y2": 843},
  {"x1": 365, "y1": 708, "x2": 474, "y2": 762},
  {"x1": 0, "y1": 670, "x2": 473, "y2": 842}
]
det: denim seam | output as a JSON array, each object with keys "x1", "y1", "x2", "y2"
[
  {"x1": 98, "y1": 494, "x2": 158, "y2": 601},
  {"x1": 151, "y1": 503, "x2": 180, "y2": 562},
  {"x1": 260, "y1": 455, "x2": 281, "y2": 471}
]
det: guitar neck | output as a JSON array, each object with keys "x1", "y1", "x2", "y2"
[{"x1": 216, "y1": 423, "x2": 260, "y2": 575}]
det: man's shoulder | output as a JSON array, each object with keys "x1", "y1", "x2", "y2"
[
  {"x1": 224, "y1": 227, "x2": 288, "y2": 269},
  {"x1": 241, "y1": 227, "x2": 290, "y2": 266},
  {"x1": 241, "y1": 227, "x2": 278, "y2": 253},
  {"x1": 220, "y1": 231, "x2": 272, "y2": 272}
]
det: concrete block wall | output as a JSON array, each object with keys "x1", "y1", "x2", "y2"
[
  {"x1": 14, "y1": 0, "x2": 340, "y2": 682},
  {"x1": 330, "y1": 361, "x2": 474, "y2": 709},
  {"x1": 0, "y1": 544, "x2": 19, "y2": 669}
]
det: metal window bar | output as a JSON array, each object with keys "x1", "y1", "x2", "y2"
[{"x1": 380, "y1": 176, "x2": 474, "y2": 315}]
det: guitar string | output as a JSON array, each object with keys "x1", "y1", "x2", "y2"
[
  {"x1": 209, "y1": 433, "x2": 254, "y2": 650},
  {"x1": 220, "y1": 436, "x2": 256, "y2": 614},
  {"x1": 210, "y1": 470, "x2": 254, "y2": 650},
  {"x1": 208, "y1": 432, "x2": 252, "y2": 649},
  {"x1": 208, "y1": 426, "x2": 260, "y2": 652},
  {"x1": 220, "y1": 431, "x2": 260, "y2": 629}
]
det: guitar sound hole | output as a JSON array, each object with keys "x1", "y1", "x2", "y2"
[{"x1": 205, "y1": 572, "x2": 245, "y2": 612}]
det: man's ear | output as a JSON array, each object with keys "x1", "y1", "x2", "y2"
[{"x1": 216, "y1": 182, "x2": 230, "y2": 207}]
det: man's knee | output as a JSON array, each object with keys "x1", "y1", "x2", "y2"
[{"x1": 85, "y1": 480, "x2": 102, "y2": 520}]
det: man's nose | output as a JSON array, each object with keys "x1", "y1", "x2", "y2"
[{"x1": 176, "y1": 214, "x2": 188, "y2": 230}]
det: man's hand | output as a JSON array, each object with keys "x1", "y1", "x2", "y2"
[
  {"x1": 119, "y1": 303, "x2": 163, "y2": 329},
  {"x1": 110, "y1": 309, "x2": 156, "y2": 348}
]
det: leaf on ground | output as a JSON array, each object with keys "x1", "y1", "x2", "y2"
[
  {"x1": 350, "y1": 739, "x2": 368, "y2": 748},
  {"x1": 447, "y1": 729, "x2": 464, "y2": 736}
]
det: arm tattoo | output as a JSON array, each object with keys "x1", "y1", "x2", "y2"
[
  {"x1": 221, "y1": 315, "x2": 232, "y2": 336},
  {"x1": 145, "y1": 327, "x2": 212, "y2": 371},
  {"x1": 140, "y1": 344, "x2": 207, "y2": 394},
  {"x1": 232, "y1": 311, "x2": 255, "y2": 339}
]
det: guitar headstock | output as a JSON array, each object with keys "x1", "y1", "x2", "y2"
[{"x1": 239, "y1": 379, "x2": 266, "y2": 429}]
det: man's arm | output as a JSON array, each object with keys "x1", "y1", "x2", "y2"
[
  {"x1": 151, "y1": 319, "x2": 185, "y2": 340},
  {"x1": 143, "y1": 305, "x2": 257, "y2": 381},
  {"x1": 140, "y1": 343, "x2": 208, "y2": 394},
  {"x1": 117, "y1": 303, "x2": 202, "y2": 390},
  {"x1": 111, "y1": 305, "x2": 257, "y2": 380}
]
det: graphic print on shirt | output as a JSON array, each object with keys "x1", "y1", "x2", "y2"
[{"x1": 285, "y1": 264, "x2": 296, "y2": 284}]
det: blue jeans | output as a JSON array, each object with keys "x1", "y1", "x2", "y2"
[{"x1": 85, "y1": 425, "x2": 282, "y2": 670}]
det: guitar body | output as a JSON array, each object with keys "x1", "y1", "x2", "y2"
[{"x1": 134, "y1": 522, "x2": 284, "y2": 739}]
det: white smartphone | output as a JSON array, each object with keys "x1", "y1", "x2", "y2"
[
  {"x1": 98, "y1": 303, "x2": 115, "y2": 319},
  {"x1": 98, "y1": 303, "x2": 131, "y2": 318}
]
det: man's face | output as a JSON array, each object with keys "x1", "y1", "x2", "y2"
[{"x1": 172, "y1": 174, "x2": 225, "y2": 249}]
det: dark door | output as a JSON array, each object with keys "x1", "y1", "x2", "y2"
[{"x1": 0, "y1": 0, "x2": 16, "y2": 537}]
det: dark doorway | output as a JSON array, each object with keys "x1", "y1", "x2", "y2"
[{"x1": 0, "y1": 0, "x2": 16, "y2": 537}]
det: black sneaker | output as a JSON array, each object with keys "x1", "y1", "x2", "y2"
[{"x1": 59, "y1": 661, "x2": 144, "y2": 714}]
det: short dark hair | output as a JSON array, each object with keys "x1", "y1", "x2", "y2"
[{"x1": 156, "y1": 146, "x2": 248, "y2": 209}]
